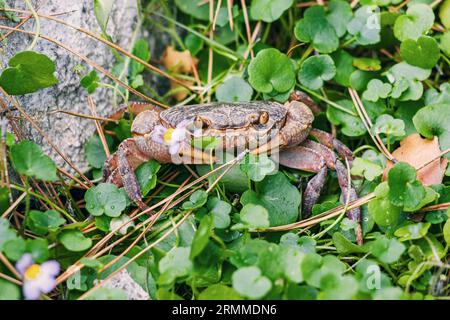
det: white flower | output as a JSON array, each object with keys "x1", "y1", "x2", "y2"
[
  {"x1": 16, "y1": 253, "x2": 60, "y2": 300},
  {"x1": 109, "y1": 215, "x2": 135, "y2": 235},
  {"x1": 151, "y1": 120, "x2": 191, "y2": 155}
]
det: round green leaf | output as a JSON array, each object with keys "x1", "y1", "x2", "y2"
[
  {"x1": 85, "y1": 134, "x2": 114, "y2": 169},
  {"x1": 240, "y1": 154, "x2": 276, "y2": 182},
  {"x1": 174, "y1": 0, "x2": 209, "y2": 20},
  {"x1": 233, "y1": 204, "x2": 270, "y2": 230},
  {"x1": 0, "y1": 279, "x2": 20, "y2": 300},
  {"x1": 0, "y1": 51, "x2": 58, "y2": 95},
  {"x1": 440, "y1": 0, "x2": 450, "y2": 29},
  {"x1": 394, "y1": 222, "x2": 431, "y2": 241},
  {"x1": 215, "y1": 76, "x2": 253, "y2": 102},
  {"x1": 347, "y1": 5, "x2": 381, "y2": 45},
  {"x1": 440, "y1": 32, "x2": 450, "y2": 57},
  {"x1": 250, "y1": 0, "x2": 293, "y2": 23},
  {"x1": 443, "y1": 217, "x2": 450, "y2": 245},
  {"x1": 232, "y1": 266, "x2": 272, "y2": 299},
  {"x1": 198, "y1": 284, "x2": 242, "y2": 300},
  {"x1": 10, "y1": 140, "x2": 58, "y2": 181},
  {"x1": 182, "y1": 189, "x2": 208, "y2": 210},
  {"x1": 413, "y1": 104, "x2": 450, "y2": 159},
  {"x1": 393, "y1": 4, "x2": 435, "y2": 41},
  {"x1": 135, "y1": 160, "x2": 161, "y2": 197},
  {"x1": 26, "y1": 210, "x2": 65, "y2": 235},
  {"x1": 362, "y1": 79, "x2": 392, "y2": 102},
  {"x1": 158, "y1": 247, "x2": 193, "y2": 285},
  {"x1": 59, "y1": 230, "x2": 92, "y2": 252},
  {"x1": 387, "y1": 162, "x2": 426, "y2": 209},
  {"x1": 400, "y1": 36, "x2": 440, "y2": 69},
  {"x1": 248, "y1": 48, "x2": 296, "y2": 93},
  {"x1": 84, "y1": 183, "x2": 127, "y2": 217},
  {"x1": 368, "y1": 182, "x2": 402, "y2": 228},
  {"x1": 366, "y1": 235, "x2": 405, "y2": 264},
  {"x1": 241, "y1": 172, "x2": 301, "y2": 226},
  {"x1": 207, "y1": 197, "x2": 231, "y2": 229},
  {"x1": 326, "y1": 99, "x2": 366, "y2": 137},
  {"x1": 298, "y1": 55, "x2": 336, "y2": 90},
  {"x1": 294, "y1": 6, "x2": 339, "y2": 53}
]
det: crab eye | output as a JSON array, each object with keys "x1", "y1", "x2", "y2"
[
  {"x1": 259, "y1": 111, "x2": 269, "y2": 124},
  {"x1": 194, "y1": 116, "x2": 208, "y2": 129}
]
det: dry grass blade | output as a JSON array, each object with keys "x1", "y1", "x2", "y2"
[
  {"x1": 87, "y1": 97, "x2": 110, "y2": 158},
  {"x1": 227, "y1": 0, "x2": 234, "y2": 30},
  {"x1": 0, "y1": 252, "x2": 21, "y2": 279},
  {"x1": 261, "y1": 193, "x2": 376, "y2": 232},
  {"x1": 212, "y1": 0, "x2": 222, "y2": 31},
  {"x1": 50, "y1": 109, "x2": 118, "y2": 123},
  {"x1": 348, "y1": 88, "x2": 395, "y2": 162},
  {"x1": 240, "y1": 0, "x2": 254, "y2": 58},
  {"x1": 1, "y1": 191, "x2": 26, "y2": 219}
]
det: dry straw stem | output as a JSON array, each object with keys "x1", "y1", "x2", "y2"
[
  {"x1": 348, "y1": 88, "x2": 396, "y2": 162},
  {"x1": 87, "y1": 97, "x2": 110, "y2": 158},
  {"x1": 240, "y1": 0, "x2": 254, "y2": 58},
  {"x1": 0, "y1": 8, "x2": 193, "y2": 94},
  {"x1": 0, "y1": 25, "x2": 166, "y2": 108}
]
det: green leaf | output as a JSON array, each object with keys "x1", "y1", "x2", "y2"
[
  {"x1": 10, "y1": 140, "x2": 57, "y2": 181},
  {"x1": 347, "y1": 5, "x2": 381, "y2": 45},
  {"x1": 394, "y1": 222, "x2": 431, "y2": 241},
  {"x1": 158, "y1": 247, "x2": 193, "y2": 285},
  {"x1": 331, "y1": 50, "x2": 355, "y2": 87},
  {"x1": 350, "y1": 157, "x2": 383, "y2": 181},
  {"x1": 84, "y1": 135, "x2": 113, "y2": 169},
  {"x1": 444, "y1": 217, "x2": 450, "y2": 245},
  {"x1": 388, "y1": 162, "x2": 426, "y2": 210},
  {"x1": 232, "y1": 266, "x2": 272, "y2": 299},
  {"x1": 80, "y1": 70, "x2": 99, "y2": 94},
  {"x1": 182, "y1": 190, "x2": 208, "y2": 210},
  {"x1": 190, "y1": 215, "x2": 213, "y2": 259},
  {"x1": 400, "y1": 36, "x2": 440, "y2": 69},
  {"x1": 59, "y1": 230, "x2": 92, "y2": 252},
  {"x1": 215, "y1": 76, "x2": 253, "y2": 102},
  {"x1": 241, "y1": 172, "x2": 301, "y2": 226},
  {"x1": 301, "y1": 254, "x2": 346, "y2": 288},
  {"x1": 93, "y1": 0, "x2": 115, "y2": 32},
  {"x1": 332, "y1": 232, "x2": 366, "y2": 254},
  {"x1": 327, "y1": 0, "x2": 353, "y2": 37},
  {"x1": 129, "y1": 39, "x2": 150, "y2": 78},
  {"x1": 298, "y1": 55, "x2": 336, "y2": 90},
  {"x1": 413, "y1": 104, "x2": 450, "y2": 159},
  {"x1": 294, "y1": 6, "x2": 339, "y2": 53},
  {"x1": 425, "y1": 83, "x2": 450, "y2": 105},
  {"x1": 84, "y1": 183, "x2": 127, "y2": 217},
  {"x1": 368, "y1": 182, "x2": 402, "y2": 229},
  {"x1": 0, "y1": 51, "x2": 58, "y2": 95},
  {"x1": 26, "y1": 210, "x2": 65, "y2": 235},
  {"x1": 198, "y1": 284, "x2": 242, "y2": 300},
  {"x1": 393, "y1": 3, "x2": 435, "y2": 41},
  {"x1": 135, "y1": 160, "x2": 161, "y2": 197},
  {"x1": 26, "y1": 238, "x2": 49, "y2": 263},
  {"x1": 207, "y1": 197, "x2": 232, "y2": 229},
  {"x1": 185, "y1": 33, "x2": 204, "y2": 56},
  {"x1": 0, "y1": 218, "x2": 18, "y2": 251},
  {"x1": 3, "y1": 238, "x2": 25, "y2": 261},
  {"x1": 326, "y1": 99, "x2": 366, "y2": 137},
  {"x1": 387, "y1": 62, "x2": 431, "y2": 101},
  {"x1": 440, "y1": 31, "x2": 450, "y2": 57},
  {"x1": 0, "y1": 279, "x2": 20, "y2": 300},
  {"x1": 373, "y1": 114, "x2": 406, "y2": 138},
  {"x1": 240, "y1": 154, "x2": 276, "y2": 182},
  {"x1": 248, "y1": 48, "x2": 296, "y2": 93},
  {"x1": 365, "y1": 235, "x2": 405, "y2": 264},
  {"x1": 362, "y1": 79, "x2": 392, "y2": 102},
  {"x1": 353, "y1": 57, "x2": 381, "y2": 71},
  {"x1": 440, "y1": 0, "x2": 450, "y2": 29},
  {"x1": 318, "y1": 273, "x2": 359, "y2": 300},
  {"x1": 233, "y1": 204, "x2": 270, "y2": 230},
  {"x1": 250, "y1": 0, "x2": 293, "y2": 23}
]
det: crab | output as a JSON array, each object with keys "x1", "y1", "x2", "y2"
[{"x1": 103, "y1": 91, "x2": 361, "y2": 239}]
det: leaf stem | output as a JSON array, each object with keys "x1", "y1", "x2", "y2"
[{"x1": 298, "y1": 85, "x2": 358, "y2": 116}]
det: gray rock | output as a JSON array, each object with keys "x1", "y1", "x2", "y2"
[{"x1": 1, "y1": 0, "x2": 168, "y2": 172}]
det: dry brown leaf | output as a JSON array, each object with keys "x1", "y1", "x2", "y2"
[
  {"x1": 171, "y1": 80, "x2": 194, "y2": 102},
  {"x1": 383, "y1": 133, "x2": 448, "y2": 185},
  {"x1": 161, "y1": 46, "x2": 198, "y2": 74}
]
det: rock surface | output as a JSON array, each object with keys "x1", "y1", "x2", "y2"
[{"x1": 1, "y1": 0, "x2": 167, "y2": 172}]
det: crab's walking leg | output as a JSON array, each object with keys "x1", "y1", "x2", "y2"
[
  {"x1": 309, "y1": 128, "x2": 354, "y2": 163},
  {"x1": 110, "y1": 138, "x2": 152, "y2": 210},
  {"x1": 278, "y1": 146, "x2": 327, "y2": 218}
]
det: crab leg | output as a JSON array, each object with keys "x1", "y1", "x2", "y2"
[{"x1": 309, "y1": 128, "x2": 354, "y2": 162}]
